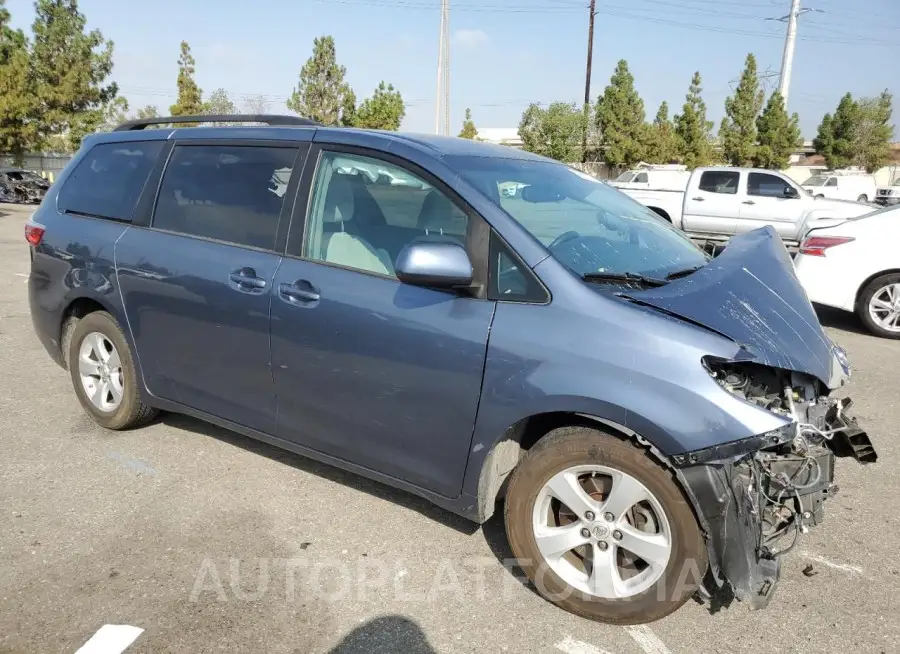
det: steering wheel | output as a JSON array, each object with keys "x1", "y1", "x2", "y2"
[{"x1": 548, "y1": 230, "x2": 580, "y2": 251}]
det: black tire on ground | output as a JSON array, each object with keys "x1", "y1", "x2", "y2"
[
  {"x1": 68, "y1": 311, "x2": 159, "y2": 429},
  {"x1": 857, "y1": 273, "x2": 900, "y2": 339},
  {"x1": 816, "y1": 194, "x2": 825, "y2": 198},
  {"x1": 504, "y1": 426, "x2": 707, "y2": 625},
  {"x1": 857, "y1": 194, "x2": 868, "y2": 203}
]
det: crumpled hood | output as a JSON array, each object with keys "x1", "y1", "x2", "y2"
[{"x1": 626, "y1": 226, "x2": 840, "y2": 386}]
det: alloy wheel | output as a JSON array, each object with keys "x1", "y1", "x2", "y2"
[
  {"x1": 531, "y1": 464, "x2": 672, "y2": 599},
  {"x1": 78, "y1": 331, "x2": 125, "y2": 412},
  {"x1": 868, "y1": 283, "x2": 900, "y2": 333}
]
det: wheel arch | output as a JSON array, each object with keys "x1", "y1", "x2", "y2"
[
  {"x1": 471, "y1": 407, "x2": 708, "y2": 533},
  {"x1": 854, "y1": 268, "x2": 900, "y2": 310},
  {"x1": 648, "y1": 206, "x2": 671, "y2": 222}
]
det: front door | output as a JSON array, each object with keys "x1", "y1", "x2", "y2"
[
  {"x1": 270, "y1": 148, "x2": 495, "y2": 497},
  {"x1": 117, "y1": 141, "x2": 304, "y2": 434}
]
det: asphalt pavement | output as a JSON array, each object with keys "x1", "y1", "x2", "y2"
[{"x1": 1, "y1": 203, "x2": 898, "y2": 653}]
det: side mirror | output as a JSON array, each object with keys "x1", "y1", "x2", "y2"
[
  {"x1": 783, "y1": 185, "x2": 800, "y2": 199},
  {"x1": 395, "y1": 242, "x2": 473, "y2": 289}
]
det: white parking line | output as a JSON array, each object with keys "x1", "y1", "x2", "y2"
[
  {"x1": 800, "y1": 551, "x2": 865, "y2": 576},
  {"x1": 74, "y1": 625, "x2": 143, "y2": 654},
  {"x1": 624, "y1": 625, "x2": 672, "y2": 654},
  {"x1": 554, "y1": 635, "x2": 614, "y2": 654}
]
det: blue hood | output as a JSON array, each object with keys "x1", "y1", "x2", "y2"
[{"x1": 626, "y1": 227, "x2": 839, "y2": 386}]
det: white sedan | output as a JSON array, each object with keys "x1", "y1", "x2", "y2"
[{"x1": 794, "y1": 205, "x2": 900, "y2": 339}]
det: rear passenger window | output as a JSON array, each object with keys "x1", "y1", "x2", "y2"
[
  {"x1": 58, "y1": 142, "x2": 164, "y2": 220},
  {"x1": 698, "y1": 171, "x2": 739, "y2": 195},
  {"x1": 152, "y1": 145, "x2": 297, "y2": 250},
  {"x1": 300, "y1": 152, "x2": 468, "y2": 277}
]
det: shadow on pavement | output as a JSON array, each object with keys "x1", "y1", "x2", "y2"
[
  {"x1": 161, "y1": 413, "x2": 479, "y2": 536},
  {"x1": 328, "y1": 615, "x2": 436, "y2": 653},
  {"x1": 814, "y1": 304, "x2": 870, "y2": 337}
]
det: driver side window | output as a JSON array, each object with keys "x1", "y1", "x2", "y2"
[{"x1": 747, "y1": 172, "x2": 790, "y2": 198}]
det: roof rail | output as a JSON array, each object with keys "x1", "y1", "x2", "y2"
[{"x1": 113, "y1": 114, "x2": 321, "y2": 131}]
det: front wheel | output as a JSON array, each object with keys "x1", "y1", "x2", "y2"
[
  {"x1": 504, "y1": 427, "x2": 707, "y2": 624},
  {"x1": 857, "y1": 194, "x2": 868, "y2": 203},
  {"x1": 858, "y1": 273, "x2": 900, "y2": 339}
]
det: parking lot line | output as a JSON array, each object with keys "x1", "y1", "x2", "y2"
[
  {"x1": 74, "y1": 625, "x2": 143, "y2": 654},
  {"x1": 554, "y1": 635, "x2": 615, "y2": 654},
  {"x1": 624, "y1": 625, "x2": 672, "y2": 654}
]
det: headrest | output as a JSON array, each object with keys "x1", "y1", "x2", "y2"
[
  {"x1": 417, "y1": 191, "x2": 453, "y2": 231},
  {"x1": 322, "y1": 173, "x2": 355, "y2": 223}
]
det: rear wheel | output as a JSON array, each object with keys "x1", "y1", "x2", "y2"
[
  {"x1": 858, "y1": 273, "x2": 900, "y2": 339},
  {"x1": 504, "y1": 426, "x2": 706, "y2": 624},
  {"x1": 68, "y1": 311, "x2": 159, "y2": 429}
]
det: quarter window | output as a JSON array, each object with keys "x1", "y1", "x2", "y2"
[
  {"x1": 58, "y1": 142, "x2": 164, "y2": 220},
  {"x1": 152, "y1": 144, "x2": 297, "y2": 250},
  {"x1": 301, "y1": 151, "x2": 469, "y2": 277},
  {"x1": 748, "y1": 172, "x2": 791, "y2": 198},
  {"x1": 697, "y1": 171, "x2": 739, "y2": 195}
]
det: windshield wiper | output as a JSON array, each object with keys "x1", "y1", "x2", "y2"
[
  {"x1": 582, "y1": 272, "x2": 668, "y2": 287},
  {"x1": 665, "y1": 265, "x2": 705, "y2": 280}
]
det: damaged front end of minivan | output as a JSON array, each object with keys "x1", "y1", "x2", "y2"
[
  {"x1": 675, "y1": 358, "x2": 876, "y2": 609},
  {"x1": 625, "y1": 227, "x2": 878, "y2": 609}
]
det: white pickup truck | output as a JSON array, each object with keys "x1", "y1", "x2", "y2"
[{"x1": 619, "y1": 166, "x2": 873, "y2": 246}]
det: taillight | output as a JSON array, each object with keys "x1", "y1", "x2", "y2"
[
  {"x1": 24, "y1": 220, "x2": 45, "y2": 247},
  {"x1": 799, "y1": 235, "x2": 855, "y2": 257}
]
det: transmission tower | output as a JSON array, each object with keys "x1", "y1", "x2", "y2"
[{"x1": 435, "y1": 0, "x2": 451, "y2": 135}]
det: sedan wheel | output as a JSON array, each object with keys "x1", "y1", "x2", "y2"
[
  {"x1": 859, "y1": 274, "x2": 900, "y2": 339},
  {"x1": 78, "y1": 331, "x2": 125, "y2": 412}
]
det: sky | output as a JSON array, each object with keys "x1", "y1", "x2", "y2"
[{"x1": 6, "y1": 0, "x2": 899, "y2": 139}]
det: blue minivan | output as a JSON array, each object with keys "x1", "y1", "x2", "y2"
[{"x1": 27, "y1": 115, "x2": 875, "y2": 624}]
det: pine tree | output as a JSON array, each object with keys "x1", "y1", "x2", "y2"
[
  {"x1": 674, "y1": 71, "x2": 713, "y2": 168},
  {"x1": 287, "y1": 35, "x2": 354, "y2": 126},
  {"x1": 30, "y1": 0, "x2": 117, "y2": 150},
  {"x1": 353, "y1": 82, "x2": 405, "y2": 130},
  {"x1": 754, "y1": 91, "x2": 801, "y2": 169},
  {"x1": 518, "y1": 102, "x2": 586, "y2": 163},
  {"x1": 852, "y1": 90, "x2": 893, "y2": 173},
  {"x1": 170, "y1": 41, "x2": 202, "y2": 117},
  {"x1": 459, "y1": 108, "x2": 477, "y2": 139},
  {"x1": 644, "y1": 101, "x2": 679, "y2": 164},
  {"x1": 720, "y1": 54, "x2": 765, "y2": 166},
  {"x1": 595, "y1": 60, "x2": 646, "y2": 169},
  {"x1": 814, "y1": 93, "x2": 858, "y2": 170},
  {"x1": 0, "y1": 0, "x2": 36, "y2": 162},
  {"x1": 340, "y1": 87, "x2": 357, "y2": 127}
]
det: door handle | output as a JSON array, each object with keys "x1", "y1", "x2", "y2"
[
  {"x1": 691, "y1": 197, "x2": 705, "y2": 202},
  {"x1": 279, "y1": 280, "x2": 320, "y2": 303},
  {"x1": 229, "y1": 267, "x2": 266, "y2": 289},
  {"x1": 742, "y1": 200, "x2": 756, "y2": 205}
]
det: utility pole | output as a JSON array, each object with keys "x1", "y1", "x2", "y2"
[
  {"x1": 778, "y1": 0, "x2": 801, "y2": 107},
  {"x1": 769, "y1": 0, "x2": 822, "y2": 109},
  {"x1": 582, "y1": 0, "x2": 596, "y2": 162},
  {"x1": 435, "y1": 0, "x2": 451, "y2": 135}
]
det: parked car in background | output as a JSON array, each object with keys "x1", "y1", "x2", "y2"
[
  {"x1": 27, "y1": 115, "x2": 876, "y2": 625},
  {"x1": 620, "y1": 166, "x2": 872, "y2": 247},
  {"x1": 0, "y1": 167, "x2": 51, "y2": 204},
  {"x1": 795, "y1": 204, "x2": 900, "y2": 338},
  {"x1": 608, "y1": 164, "x2": 690, "y2": 192},
  {"x1": 801, "y1": 171, "x2": 877, "y2": 203},
  {"x1": 874, "y1": 178, "x2": 900, "y2": 206}
]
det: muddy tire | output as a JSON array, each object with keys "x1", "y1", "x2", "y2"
[
  {"x1": 857, "y1": 273, "x2": 900, "y2": 339},
  {"x1": 504, "y1": 426, "x2": 707, "y2": 624},
  {"x1": 68, "y1": 311, "x2": 158, "y2": 429}
]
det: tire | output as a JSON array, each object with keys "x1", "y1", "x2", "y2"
[
  {"x1": 857, "y1": 273, "x2": 900, "y2": 339},
  {"x1": 68, "y1": 311, "x2": 159, "y2": 429},
  {"x1": 649, "y1": 207, "x2": 671, "y2": 222},
  {"x1": 816, "y1": 194, "x2": 824, "y2": 199},
  {"x1": 504, "y1": 426, "x2": 707, "y2": 624},
  {"x1": 857, "y1": 194, "x2": 868, "y2": 203}
]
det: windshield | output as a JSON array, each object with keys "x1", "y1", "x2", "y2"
[
  {"x1": 803, "y1": 175, "x2": 827, "y2": 186},
  {"x1": 449, "y1": 156, "x2": 708, "y2": 281},
  {"x1": 614, "y1": 171, "x2": 637, "y2": 183}
]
